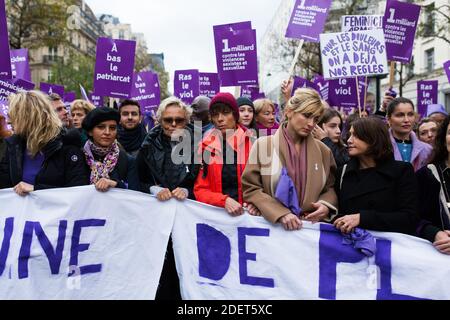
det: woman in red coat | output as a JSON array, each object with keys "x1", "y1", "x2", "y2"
[{"x1": 194, "y1": 93, "x2": 258, "y2": 216}]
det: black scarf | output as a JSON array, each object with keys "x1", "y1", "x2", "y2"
[{"x1": 118, "y1": 123, "x2": 147, "y2": 153}]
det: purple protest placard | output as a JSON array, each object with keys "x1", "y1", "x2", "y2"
[
  {"x1": 241, "y1": 86, "x2": 259, "y2": 100},
  {"x1": 312, "y1": 74, "x2": 329, "y2": 101},
  {"x1": 64, "y1": 91, "x2": 76, "y2": 104},
  {"x1": 328, "y1": 78, "x2": 359, "y2": 111},
  {"x1": 417, "y1": 80, "x2": 438, "y2": 117},
  {"x1": 94, "y1": 37, "x2": 136, "y2": 98},
  {"x1": 291, "y1": 76, "x2": 319, "y2": 96},
  {"x1": 130, "y1": 71, "x2": 161, "y2": 114},
  {"x1": 0, "y1": 0, "x2": 11, "y2": 79},
  {"x1": 213, "y1": 21, "x2": 252, "y2": 34},
  {"x1": 285, "y1": 0, "x2": 332, "y2": 42},
  {"x1": 199, "y1": 73, "x2": 220, "y2": 98},
  {"x1": 383, "y1": 0, "x2": 421, "y2": 63},
  {"x1": 214, "y1": 28, "x2": 258, "y2": 86},
  {"x1": 89, "y1": 93, "x2": 103, "y2": 108},
  {"x1": 10, "y1": 49, "x2": 31, "y2": 82},
  {"x1": 174, "y1": 70, "x2": 200, "y2": 105},
  {"x1": 444, "y1": 60, "x2": 450, "y2": 84},
  {"x1": 0, "y1": 77, "x2": 35, "y2": 102},
  {"x1": 40, "y1": 82, "x2": 64, "y2": 97},
  {"x1": 341, "y1": 15, "x2": 383, "y2": 32},
  {"x1": 320, "y1": 29, "x2": 388, "y2": 80}
]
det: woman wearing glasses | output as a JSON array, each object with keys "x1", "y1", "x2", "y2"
[
  {"x1": 136, "y1": 97, "x2": 199, "y2": 300},
  {"x1": 137, "y1": 96, "x2": 199, "y2": 202}
]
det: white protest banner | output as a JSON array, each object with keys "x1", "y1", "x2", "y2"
[
  {"x1": 0, "y1": 186, "x2": 175, "y2": 300},
  {"x1": 172, "y1": 200, "x2": 450, "y2": 300},
  {"x1": 341, "y1": 15, "x2": 383, "y2": 32},
  {"x1": 320, "y1": 29, "x2": 388, "y2": 80}
]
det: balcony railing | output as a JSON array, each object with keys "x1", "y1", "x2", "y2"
[{"x1": 42, "y1": 55, "x2": 62, "y2": 64}]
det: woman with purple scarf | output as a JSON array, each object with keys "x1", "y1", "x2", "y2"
[
  {"x1": 242, "y1": 88, "x2": 338, "y2": 231},
  {"x1": 82, "y1": 107, "x2": 135, "y2": 192}
]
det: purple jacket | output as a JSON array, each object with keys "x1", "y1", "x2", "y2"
[{"x1": 389, "y1": 130, "x2": 432, "y2": 172}]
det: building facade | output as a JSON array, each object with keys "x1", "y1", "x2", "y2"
[{"x1": 29, "y1": 0, "x2": 105, "y2": 85}]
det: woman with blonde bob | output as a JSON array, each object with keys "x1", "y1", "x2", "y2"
[
  {"x1": 254, "y1": 98, "x2": 279, "y2": 136},
  {"x1": 0, "y1": 91, "x2": 89, "y2": 195},
  {"x1": 71, "y1": 99, "x2": 95, "y2": 144},
  {"x1": 242, "y1": 88, "x2": 338, "y2": 231}
]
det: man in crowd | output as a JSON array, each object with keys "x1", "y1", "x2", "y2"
[
  {"x1": 190, "y1": 96, "x2": 213, "y2": 134},
  {"x1": 49, "y1": 93, "x2": 70, "y2": 128},
  {"x1": 117, "y1": 99, "x2": 147, "y2": 158}
]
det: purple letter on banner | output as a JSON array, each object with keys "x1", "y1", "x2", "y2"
[
  {"x1": 238, "y1": 228, "x2": 274, "y2": 288},
  {"x1": 10, "y1": 49, "x2": 31, "y2": 82},
  {"x1": 130, "y1": 71, "x2": 161, "y2": 114},
  {"x1": 0, "y1": 0, "x2": 11, "y2": 78},
  {"x1": 69, "y1": 219, "x2": 106, "y2": 276},
  {"x1": 318, "y1": 224, "x2": 424, "y2": 300},
  {"x1": 214, "y1": 27, "x2": 258, "y2": 87},
  {"x1": 444, "y1": 60, "x2": 450, "y2": 84},
  {"x1": 94, "y1": 37, "x2": 136, "y2": 98},
  {"x1": 197, "y1": 224, "x2": 231, "y2": 281},
  {"x1": 383, "y1": 0, "x2": 421, "y2": 63},
  {"x1": 40, "y1": 82, "x2": 64, "y2": 97},
  {"x1": 0, "y1": 77, "x2": 35, "y2": 102},
  {"x1": 285, "y1": 0, "x2": 332, "y2": 42},
  {"x1": 18, "y1": 220, "x2": 67, "y2": 279},
  {"x1": 174, "y1": 70, "x2": 199, "y2": 105},
  {"x1": 199, "y1": 73, "x2": 220, "y2": 98},
  {"x1": 417, "y1": 80, "x2": 438, "y2": 118}
]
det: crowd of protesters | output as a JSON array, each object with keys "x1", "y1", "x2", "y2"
[{"x1": 1, "y1": 80, "x2": 450, "y2": 299}]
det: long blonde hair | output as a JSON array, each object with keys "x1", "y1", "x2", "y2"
[{"x1": 8, "y1": 91, "x2": 62, "y2": 156}]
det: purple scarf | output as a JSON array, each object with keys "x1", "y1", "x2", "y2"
[
  {"x1": 281, "y1": 125, "x2": 307, "y2": 204},
  {"x1": 256, "y1": 122, "x2": 280, "y2": 137}
]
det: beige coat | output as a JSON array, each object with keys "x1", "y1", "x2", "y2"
[{"x1": 242, "y1": 129, "x2": 338, "y2": 224}]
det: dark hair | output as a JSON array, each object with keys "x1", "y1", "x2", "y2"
[
  {"x1": 431, "y1": 115, "x2": 450, "y2": 164},
  {"x1": 318, "y1": 108, "x2": 345, "y2": 148},
  {"x1": 119, "y1": 99, "x2": 141, "y2": 114},
  {"x1": 48, "y1": 93, "x2": 62, "y2": 102},
  {"x1": 343, "y1": 112, "x2": 361, "y2": 143},
  {"x1": 351, "y1": 117, "x2": 393, "y2": 163},
  {"x1": 387, "y1": 97, "x2": 415, "y2": 118}
]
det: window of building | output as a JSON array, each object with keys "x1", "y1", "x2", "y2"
[
  {"x1": 119, "y1": 30, "x2": 125, "y2": 39},
  {"x1": 425, "y1": 48, "x2": 434, "y2": 73}
]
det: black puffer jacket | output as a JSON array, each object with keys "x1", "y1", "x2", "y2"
[
  {"x1": 0, "y1": 129, "x2": 89, "y2": 190},
  {"x1": 137, "y1": 125, "x2": 199, "y2": 198}
]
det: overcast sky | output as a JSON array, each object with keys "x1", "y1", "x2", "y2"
[{"x1": 85, "y1": 0, "x2": 283, "y2": 90}]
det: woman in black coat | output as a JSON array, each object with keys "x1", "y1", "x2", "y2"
[
  {"x1": 416, "y1": 115, "x2": 450, "y2": 255},
  {"x1": 0, "y1": 91, "x2": 89, "y2": 194},
  {"x1": 82, "y1": 107, "x2": 138, "y2": 192},
  {"x1": 333, "y1": 117, "x2": 419, "y2": 235}
]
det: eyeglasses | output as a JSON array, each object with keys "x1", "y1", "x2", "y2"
[{"x1": 162, "y1": 117, "x2": 186, "y2": 125}]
